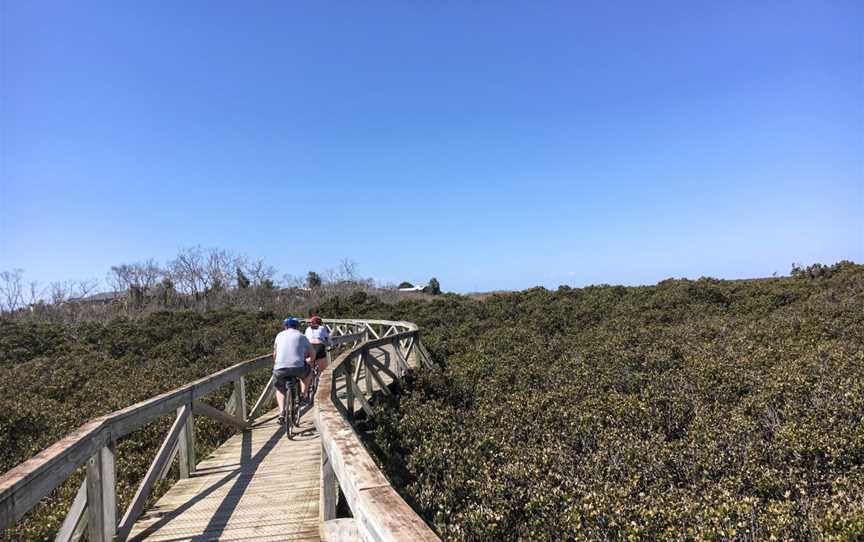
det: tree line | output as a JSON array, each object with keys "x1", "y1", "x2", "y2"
[{"x1": 0, "y1": 246, "x2": 436, "y2": 323}]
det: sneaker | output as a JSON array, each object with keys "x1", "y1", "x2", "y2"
[{"x1": 277, "y1": 414, "x2": 285, "y2": 425}]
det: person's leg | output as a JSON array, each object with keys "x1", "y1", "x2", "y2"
[
  {"x1": 300, "y1": 372, "x2": 310, "y2": 396},
  {"x1": 275, "y1": 388, "x2": 285, "y2": 413},
  {"x1": 316, "y1": 356, "x2": 328, "y2": 373}
]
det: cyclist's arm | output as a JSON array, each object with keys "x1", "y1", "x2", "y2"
[{"x1": 305, "y1": 345, "x2": 316, "y2": 365}]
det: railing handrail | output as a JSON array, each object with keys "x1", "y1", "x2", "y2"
[
  {"x1": 0, "y1": 352, "x2": 273, "y2": 528},
  {"x1": 315, "y1": 320, "x2": 441, "y2": 542}
]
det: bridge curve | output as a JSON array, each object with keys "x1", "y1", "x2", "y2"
[{"x1": 0, "y1": 318, "x2": 441, "y2": 542}]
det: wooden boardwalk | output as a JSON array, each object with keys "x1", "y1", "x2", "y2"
[
  {"x1": 128, "y1": 407, "x2": 321, "y2": 542},
  {"x1": 0, "y1": 320, "x2": 440, "y2": 542},
  {"x1": 127, "y1": 346, "x2": 399, "y2": 542}
]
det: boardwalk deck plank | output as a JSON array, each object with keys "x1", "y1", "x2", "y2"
[{"x1": 128, "y1": 412, "x2": 321, "y2": 542}]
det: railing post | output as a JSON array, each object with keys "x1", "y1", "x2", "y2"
[
  {"x1": 233, "y1": 377, "x2": 247, "y2": 421},
  {"x1": 344, "y1": 357, "x2": 355, "y2": 417},
  {"x1": 363, "y1": 350, "x2": 373, "y2": 394},
  {"x1": 320, "y1": 444, "x2": 337, "y2": 522},
  {"x1": 85, "y1": 443, "x2": 116, "y2": 542},
  {"x1": 406, "y1": 334, "x2": 419, "y2": 368},
  {"x1": 177, "y1": 405, "x2": 196, "y2": 478}
]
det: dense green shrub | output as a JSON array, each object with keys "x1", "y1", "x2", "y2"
[
  {"x1": 0, "y1": 309, "x2": 281, "y2": 541},
  {"x1": 320, "y1": 262, "x2": 864, "y2": 541}
]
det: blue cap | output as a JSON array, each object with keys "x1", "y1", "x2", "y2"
[{"x1": 283, "y1": 316, "x2": 300, "y2": 328}]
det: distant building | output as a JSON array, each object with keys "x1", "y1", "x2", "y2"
[
  {"x1": 398, "y1": 284, "x2": 427, "y2": 292},
  {"x1": 68, "y1": 291, "x2": 126, "y2": 305}
]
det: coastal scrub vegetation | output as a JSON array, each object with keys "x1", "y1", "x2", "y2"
[
  {"x1": 1, "y1": 261, "x2": 862, "y2": 540},
  {"x1": 319, "y1": 262, "x2": 864, "y2": 541}
]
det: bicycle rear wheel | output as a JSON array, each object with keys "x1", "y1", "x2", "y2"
[
  {"x1": 308, "y1": 367, "x2": 319, "y2": 404},
  {"x1": 285, "y1": 382, "x2": 295, "y2": 440},
  {"x1": 292, "y1": 379, "x2": 302, "y2": 427}
]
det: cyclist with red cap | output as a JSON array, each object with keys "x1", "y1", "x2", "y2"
[{"x1": 305, "y1": 316, "x2": 331, "y2": 374}]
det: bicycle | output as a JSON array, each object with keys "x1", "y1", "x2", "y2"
[
  {"x1": 282, "y1": 375, "x2": 301, "y2": 440},
  {"x1": 306, "y1": 362, "x2": 320, "y2": 406},
  {"x1": 305, "y1": 344, "x2": 332, "y2": 405}
]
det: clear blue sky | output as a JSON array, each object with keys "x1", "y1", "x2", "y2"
[{"x1": 2, "y1": 1, "x2": 862, "y2": 293}]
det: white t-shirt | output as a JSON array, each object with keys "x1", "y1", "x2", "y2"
[
  {"x1": 305, "y1": 325, "x2": 330, "y2": 343},
  {"x1": 273, "y1": 329, "x2": 311, "y2": 370}
]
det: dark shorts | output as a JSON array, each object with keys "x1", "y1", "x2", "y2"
[
  {"x1": 312, "y1": 343, "x2": 327, "y2": 361},
  {"x1": 273, "y1": 366, "x2": 310, "y2": 392}
]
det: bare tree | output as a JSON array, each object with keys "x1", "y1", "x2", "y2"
[
  {"x1": 26, "y1": 280, "x2": 42, "y2": 307},
  {"x1": 203, "y1": 248, "x2": 236, "y2": 293},
  {"x1": 107, "y1": 264, "x2": 132, "y2": 293},
  {"x1": 137, "y1": 259, "x2": 162, "y2": 290},
  {"x1": 49, "y1": 281, "x2": 71, "y2": 306},
  {"x1": 338, "y1": 259, "x2": 358, "y2": 282},
  {"x1": 71, "y1": 278, "x2": 100, "y2": 299},
  {"x1": 246, "y1": 258, "x2": 276, "y2": 287},
  {"x1": 108, "y1": 259, "x2": 162, "y2": 292},
  {"x1": 0, "y1": 268, "x2": 25, "y2": 315},
  {"x1": 169, "y1": 247, "x2": 205, "y2": 299}
]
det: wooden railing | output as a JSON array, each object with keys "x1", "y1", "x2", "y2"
[
  {"x1": 0, "y1": 318, "x2": 439, "y2": 542},
  {"x1": 0, "y1": 319, "x2": 368, "y2": 542},
  {"x1": 316, "y1": 319, "x2": 441, "y2": 541}
]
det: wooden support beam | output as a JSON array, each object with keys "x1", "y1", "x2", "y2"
[
  {"x1": 54, "y1": 479, "x2": 87, "y2": 542},
  {"x1": 363, "y1": 352, "x2": 374, "y2": 395},
  {"x1": 247, "y1": 375, "x2": 275, "y2": 421},
  {"x1": 116, "y1": 405, "x2": 190, "y2": 541},
  {"x1": 224, "y1": 388, "x2": 237, "y2": 417},
  {"x1": 365, "y1": 323, "x2": 380, "y2": 339},
  {"x1": 352, "y1": 352, "x2": 363, "y2": 384},
  {"x1": 177, "y1": 406, "x2": 195, "y2": 479},
  {"x1": 233, "y1": 377, "x2": 247, "y2": 420},
  {"x1": 85, "y1": 444, "x2": 116, "y2": 542},
  {"x1": 366, "y1": 354, "x2": 399, "y2": 383},
  {"x1": 192, "y1": 400, "x2": 248, "y2": 431},
  {"x1": 320, "y1": 444, "x2": 337, "y2": 523},
  {"x1": 401, "y1": 336, "x2": 416, "y2": 372},
  {"x1": 156, "y1": 441, "x2": 178, "y2": 482},
  {"x1": 364, "y1": 356, "x2": 392, "y2": 396},
  {"x1": 69, "y1": 510, "x2": 87, "y2": 542},
  {"x1": 393, "y1": 345, "x2": 411, "y2": 377},
  {"x1": 418, "y1": 341, "x2": 436, "y2": 369},
  {"x1": 349, "y1": 377, "x2": 375, "y2": 418},
  {"x1": 344, "y1": 359, "x2": 355, "y2": 417}
]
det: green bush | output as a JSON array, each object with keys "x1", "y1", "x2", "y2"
[{"x1": 323, "y1": 262, "x2": 864, "y2": 541}]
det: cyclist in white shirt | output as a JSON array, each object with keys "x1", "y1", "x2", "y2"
[
  {"x1": 305, "y1": 316, "x2": 331, "y2": 373},
  {"x1": 273, "y1": 317, "x2": 316, "y2": 422}
]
